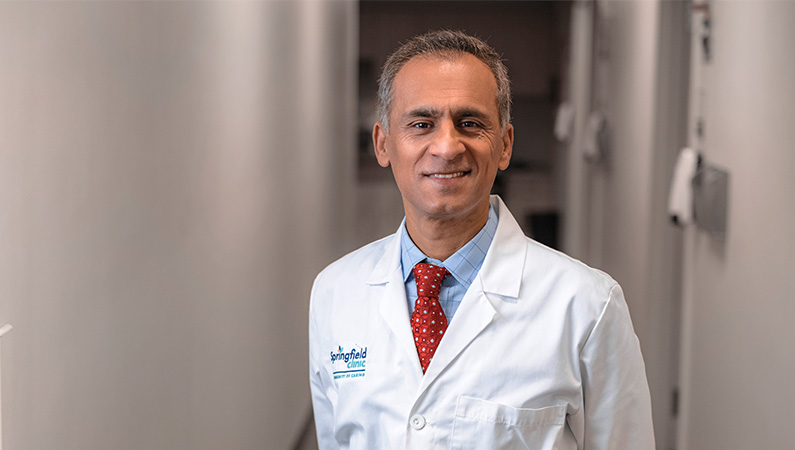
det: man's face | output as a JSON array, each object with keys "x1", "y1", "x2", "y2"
[{"x1": 373, "y1": 54, "x2": 513, "y2": 225}]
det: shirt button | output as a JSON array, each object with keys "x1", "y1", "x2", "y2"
[{"x1": 410, "y1": 414, "x2": 426, "y2": 430}]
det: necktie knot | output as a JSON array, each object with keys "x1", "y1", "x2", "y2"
[{"x1": 412, "y1": 262, "x2": 449, "y2": 299}]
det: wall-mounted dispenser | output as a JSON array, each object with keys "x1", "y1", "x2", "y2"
[
  {"x1": 583, "y1": 110, "x2": 608, "y2": 162},
  {"x1": 554, "y1": 102, "x2": 574, "y2": 143},
  {"x1": 668, "y1": 147, "x2": 729, "y2": 237},
  {"x1": 668, "y1": 147, "x2": 700, "y2": 225},
  {"x1": 692, "y1": 162, "x2": 729, "y2": 237}
]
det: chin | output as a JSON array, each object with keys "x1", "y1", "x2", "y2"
[{"x1": 423, "y1": 199, "x2": 478, "y2": 218}]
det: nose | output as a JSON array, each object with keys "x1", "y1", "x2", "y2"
[{"x1": 428, "y1": 120, "x2": 465, "y2": 161}]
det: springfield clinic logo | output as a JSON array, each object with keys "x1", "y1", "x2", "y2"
[{"x1": 330, "y1": 345, "x2": 367, "y2": 380}]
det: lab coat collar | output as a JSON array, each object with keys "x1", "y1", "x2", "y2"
[
  {"x1": 479, "y1": 195, "x2": 527, "y2": 299},
  {"x1": 366, "y1": 195, "x2": 526, "y2": 299},
  {"x1": 367, "y1": 219, "x2": 405, "y2": 286}
]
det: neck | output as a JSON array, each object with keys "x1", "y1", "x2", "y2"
[{"x1": 405, "y1": 201, "x2": 490, "y2": 261}]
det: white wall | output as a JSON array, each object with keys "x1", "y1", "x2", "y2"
[
  {"x1": 0, "y1": 2, "x2": 356, "y2": 449},
  {"x1": 563, "y1": 1, "x2": 690, "y2": 447},
  {"x1": 561, "y1": 1, "x2": 593, "y2": 261},
  {"x1": 567, "y1": 1, "x2": 795, "y2": 449},
  {"x1": 678, "y1": 2, "x2": 795, "y2": 449}
]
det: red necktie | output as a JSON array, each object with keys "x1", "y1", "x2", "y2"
[{"x1": 410, "y1": 263, "x2": 449, "y2": 373}]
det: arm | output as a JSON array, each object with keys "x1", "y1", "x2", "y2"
[
  {"x1": 309, "y1": 278, "x2": 339, "y2": 450},
  {"x1": 578, "y1": 284, "x2": 656, "y2": 449}
]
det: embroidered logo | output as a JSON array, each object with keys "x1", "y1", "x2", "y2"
[{"x1": 330, "y1": 345, "x2": 368, "y2": 380}]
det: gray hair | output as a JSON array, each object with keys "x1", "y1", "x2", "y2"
[{"x1": 377, "y1": 29, "x2": 511, "y2": 132}]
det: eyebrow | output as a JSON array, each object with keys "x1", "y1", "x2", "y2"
[
  {"x1": 403, "y1": 106, "x2": 491, "y2": 121},
  {"x1": 404, "y1": 107, "x2": 439, "y2": 120}
]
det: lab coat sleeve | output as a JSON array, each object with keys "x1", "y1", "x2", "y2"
[
  {"x1": 309, "y1": 276, "x2": 339, "y2": 450},
  {"x1": 578, "y1": 284, "x2": 655, "y2": 449}
]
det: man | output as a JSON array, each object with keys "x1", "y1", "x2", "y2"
[{"x1": 309, "y1": 30, "x2": 655, "y2": 449}]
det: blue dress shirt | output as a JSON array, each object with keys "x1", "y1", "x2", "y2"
[{"x1": 400, "y1": 204, "x2": 498, "y2": 322}]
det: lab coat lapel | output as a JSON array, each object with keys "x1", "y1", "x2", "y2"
[
  {"x1": 418, "y1": 277, "x2": 496, "y2": 391},
  {"x1": 417, "y1": 196, "x2": 527, "y2": 392},
  {"x1": 368, "y1": 225, "x2": 424, "y2": 376}
]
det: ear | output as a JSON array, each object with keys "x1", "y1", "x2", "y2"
[
  {"x1": 373, "y1": 121, "x2": 391, "y2": 168},
  {"x1": 498, "y1": 124, "x2": 514, "y2": 170}
]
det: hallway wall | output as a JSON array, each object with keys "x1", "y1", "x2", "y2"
[
  {"x1": 0, "y1": 2, "x2": 356, "y2": 449},
  {"x1": 567, "y1": 1, "x2": 795, "y2": 449},
  {"x1": 678, "y1": 2, "x2": 795, "y2": 449},
  {"x1": 563, "y1": 1, "x2": 690, "y2": 447}
]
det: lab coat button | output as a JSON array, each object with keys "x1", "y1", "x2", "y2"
[{"x1": 410, "y1": 414, "x2": 426, "y2": 430}]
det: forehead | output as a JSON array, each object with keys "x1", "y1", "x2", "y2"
[{"x1": 391, "y1": 54, "x2": 499, "y2": 116}]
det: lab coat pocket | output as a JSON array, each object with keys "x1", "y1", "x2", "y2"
[{"x1": 450, "y1": 396, "x2": 566, "y2": 450}]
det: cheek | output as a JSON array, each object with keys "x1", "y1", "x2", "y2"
[
  {"x1": 388, "y1": 157, "x2": 416, "y2": 185},
  {"x1": 388, "y1": 143, "x2": 423, "y2": 172}
]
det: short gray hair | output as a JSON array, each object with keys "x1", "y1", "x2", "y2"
[{"x1": 377, "y1": 29, "x2": 511, "y2": 132}]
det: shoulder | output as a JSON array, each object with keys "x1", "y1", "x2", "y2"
[
  {"x1": 519, "y1": 238, "x2": 619, "y2": 318},
  {"x1": 486, "y1": 196, "x2": 618, "y2": 313},
  {"x1": 309, "y1": 233, "x2": 398, "y2": 332},
  {"x1": 527, "y1": 239, "x2": 616, "y2": 292},
  {"x1": 497, "y1": 237, "x2": 631, "y2": 358},
  {"x1": 312, "y1": 233, "x2": 396, "y2": 296}
]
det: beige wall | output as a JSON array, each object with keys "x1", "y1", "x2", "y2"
[
  {"x1": 0, "y1": 2, "x2": 356, "y2": 449},
  {"x1": 678, "y1": 2, "x2": 795, "y2": 449}
]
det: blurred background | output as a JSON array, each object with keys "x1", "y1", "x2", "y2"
[{"x1": 0, "y1": 1, "x2": 792, "y2": 450}]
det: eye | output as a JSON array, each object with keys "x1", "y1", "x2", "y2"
[
  {"x1": 411, "y1": 121, "x2": 432, "y2": 129},
  {"x1": 460, "y1": 120, "x2": 481, "y2": 128}
]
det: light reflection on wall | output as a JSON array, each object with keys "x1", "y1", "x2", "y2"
[{"x1": 0, "y1": 2, "x2": 356, "y2": 449}]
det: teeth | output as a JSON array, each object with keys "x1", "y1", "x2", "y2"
[{"x1": 431, "y1": 172, "x2": 465, "y2": 179}]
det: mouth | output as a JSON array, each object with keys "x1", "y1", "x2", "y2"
[{"x1": 426, "y1": 171, "x2": 469, "y2": 179}]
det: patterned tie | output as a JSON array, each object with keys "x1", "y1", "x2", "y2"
[{"x1": 410, "y1": 262, "x2": 450, "y2": 373}]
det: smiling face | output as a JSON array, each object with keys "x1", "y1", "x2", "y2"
[{"x1": 373, "y1": 53, "x2": 513, "y2": 228}]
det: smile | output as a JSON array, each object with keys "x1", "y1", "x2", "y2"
[{"x1": 429, "y1": 171, "x2": 467, "y2": 179}]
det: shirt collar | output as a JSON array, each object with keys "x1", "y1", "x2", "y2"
[{"x1": 400, "y1": 204, "x2": 499, "y2": 289}]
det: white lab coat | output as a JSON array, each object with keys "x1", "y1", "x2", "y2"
[{"x1": 309, "y1": 196, "x2": 654, "y2": 449}]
